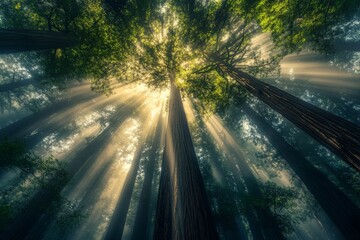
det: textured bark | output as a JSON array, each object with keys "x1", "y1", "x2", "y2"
[
  {"x1": 0, "y1": 29, "x2": 76, "y2": 54},
  {"x1": 220, "y1": 62, "x2": 360, "y2": 172},
  {"x1": 244, "y1": 105, "x2": 360, "y2": 240},
  {"x1": 153, "y1": 79, "x2": 219, "y2": 240},
  {"x1": 131, "y1": 107, "x2": 164, "y2": 240}
]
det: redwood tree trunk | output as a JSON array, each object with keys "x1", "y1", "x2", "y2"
[
  {"x1": 0, "y1": 29, "x2": 76, "y2": 54},
  {"x1": 131, "y1": 106, "x2": 164, "y2": 240},
  {"x1": 243, "y1": 104, "x2": 360, "y2": 239},
  {"x1": 153, "y1": 78, "x2": 219, "y2": 240},
  {"x1": 219, "y1": 62, "x2": 360, "y2": 172},
  {"x1": 206, "y1": 116, "x2": 285, "y2": 240},
  {"x1": 104, "y1": 118, "x2": 153, "y2": 240},
  {"x1": 189, "y1": 100, "x2": 246, "y2": 239}
]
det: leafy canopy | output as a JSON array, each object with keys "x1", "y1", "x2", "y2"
[{"x1": 1, "y1": 0, "x2": 358, "y2": 108}]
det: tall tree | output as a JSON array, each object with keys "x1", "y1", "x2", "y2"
[
  {"x1": 0, "y1": 96, "x2": 144, "y2": 239},
  {"x1": 0, "y1": 0, "x2": 134, "y2": 94},
  {"x1": 243, "y1": 104, "x2": 360, "y2": 239},
  {"x1": 214, "y1": 61, "x2": 360, "y2": 171},
  {"x1": 192, "y1": 125, "x2": 245, "y2": 239},
  {"x1": 205, "y1": 115, "x2": 285, "y2": 239},
  {"x1": 154, "y1": 78, "x2": 218, "y2": 240},
  {"x1": 104, "y1": 112, "x2": 157, "y2": 240},
  {"x1": 124, "y1": 8, "x2": 220, "y2": 238},
  {"x1": 131, "y1": 104, "x2": 165, "y2": 240},
  {"x1": 1, "y1": 1, "x2": 359, "y2": 238},
  {"x1": 176, "y1": 0, "x2": 360, "y2": 172}
]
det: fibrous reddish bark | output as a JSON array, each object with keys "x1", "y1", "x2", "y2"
[
  {"x1": 219, "y1": 62, "x2": 360, "y2": 172},
  {"x1": 153, "y1": 78, "x2": 219, "y2": 240}
]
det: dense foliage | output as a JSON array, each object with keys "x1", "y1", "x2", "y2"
[{"x1": 1, "y1": 0, "x2": 358, "y2": 97}]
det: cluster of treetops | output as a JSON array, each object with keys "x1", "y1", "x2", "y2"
[{"x1": 0, "y1": 0, "x2": 359, "y2": 170}]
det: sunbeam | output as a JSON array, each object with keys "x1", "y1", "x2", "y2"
[{"x1": 1, "y1": 1, "x2": 360, "y2": 240}]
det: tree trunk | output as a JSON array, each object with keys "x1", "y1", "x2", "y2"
[
  {"x1": 188, "y1": 99, "x2": 247, "y2": 240},
  {"x1": 206, "y1": 116, "x2": 285, "y2": 240},
  {"x1": 153, "y1": 78, "x2": 219, "y2": 240},
  {"x1": 131, "y1": 105, "x2": 164, "y2": 240},
  {"x1": 0, "y1": 99, "x2": 142, "y2": 240},
  {"x1": 243, "y1": 104, "x2": 360, "y2": 239},
  {"x1": 219, "y1": 62, "x2": 360, "y2": 172},
  {"x1": 104, "y1": 115, "x2": 154, "y2": 240},
  {"x1": 0, "y1": 29, "x2": 77, "y2": 54},
  {"x1": 0, "y1": 85, "x2": 97, "y2": 139}
]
